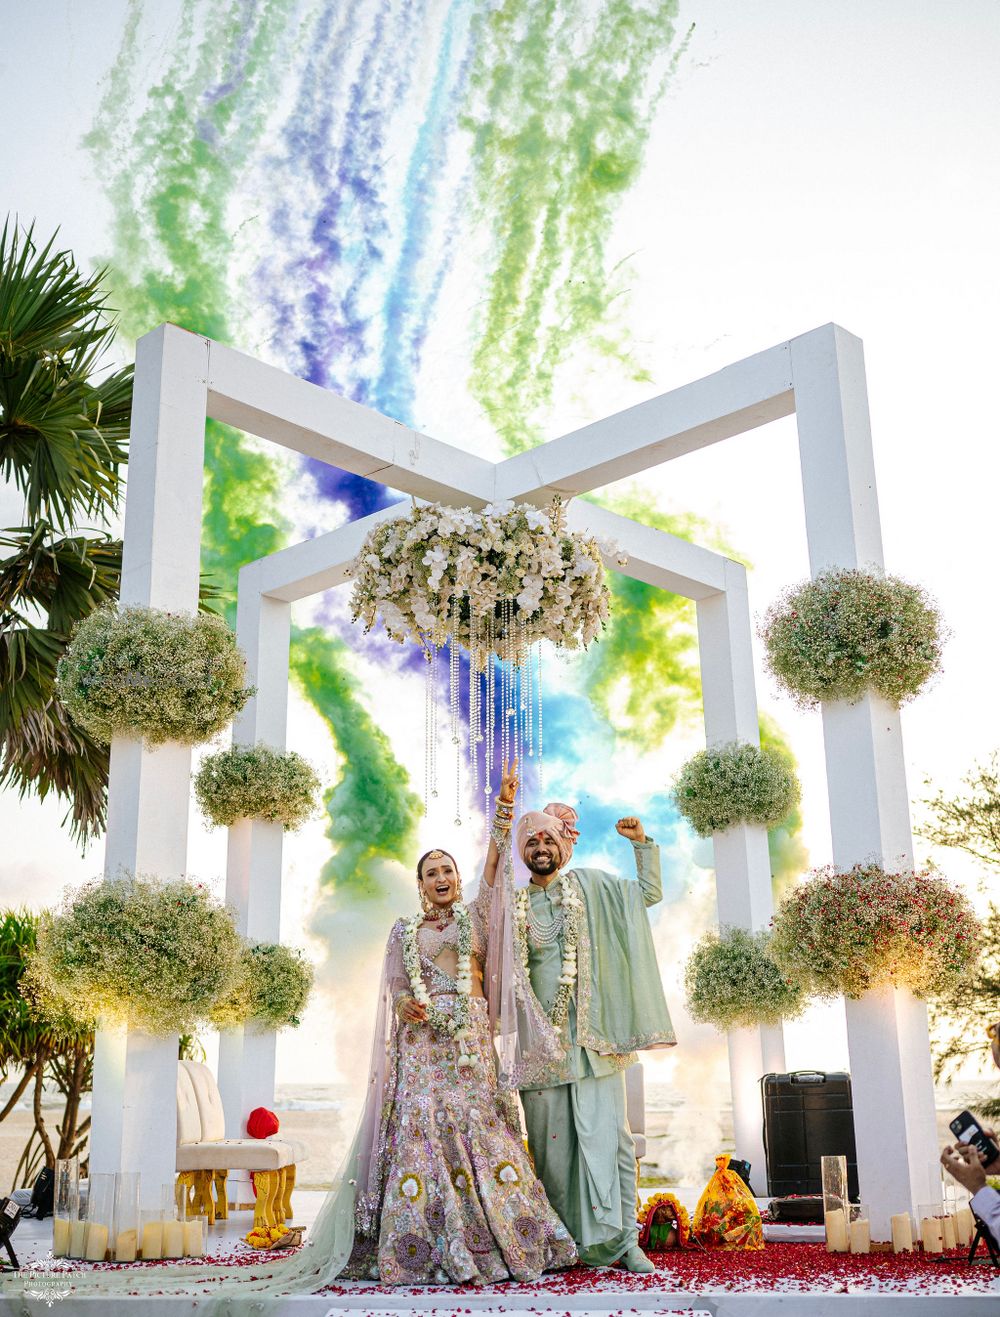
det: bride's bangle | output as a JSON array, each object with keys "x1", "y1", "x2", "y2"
[{"x1": 494, "y1": 797, "x2": 514, "y2": 828}]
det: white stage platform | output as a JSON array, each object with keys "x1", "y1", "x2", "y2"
[{"x1": 3, "y1": 1191, "x2": 997, "y2": 1314}]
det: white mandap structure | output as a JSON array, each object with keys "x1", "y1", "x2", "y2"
[{"x1": 89, "y1": 321, "x2": 938, "y2": 1239}]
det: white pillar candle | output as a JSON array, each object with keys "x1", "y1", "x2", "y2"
[
  {"x1": 954, "y1": 1206, "x2": 974, "y2": 1246},
  {"x1": 183, "y1": 1218, "x2": 204, "y2": 1256},
  {"x1": 849, "y1": 1217, "x2": 871, "y2": 1253},
  {"x1": 161, "y1": 1219, "x2": 184, "y2": 1258},
  {"x1": 890, "y1": 1212, "x2": 913, "y2": 1252},
  {"x1": 941, "y1": 1215, "x2": 957, "y2": 1250},
  {"x1": 825, "y1": 1207, "x2": 849, "y2": 1253},
  {"x1": 920, "y1": 1216, "x2": 943, "y2": 1254},
  {"x1": 68, "y1": 1219, "x2": 87, "y2": 1258},
  {"x1": 84, "y1": 1222, "x2": 109, "y2": 1261},
  {"x1": 52, "y1": 1217, "x2": 71, "y2": 1258},
  {"x1": 140, "y1": 1221, "x2": 162, "y2": 1260},
  {"x1": 114, "y1": 1228, "x2": 137, "y2": 1262}
]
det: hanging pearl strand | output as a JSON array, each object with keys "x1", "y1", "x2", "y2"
[{"x1": 449, "y1": 594, "x2": 462, "y2": 826}]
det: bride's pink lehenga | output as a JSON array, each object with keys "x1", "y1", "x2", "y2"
[{"x1": 344, "y1": 887, "x2": 577, "y2": 1283}]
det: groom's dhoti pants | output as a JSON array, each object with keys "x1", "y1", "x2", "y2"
[{"x1": 521, "y1": 1070, "x2": 637, "y2": 1266}]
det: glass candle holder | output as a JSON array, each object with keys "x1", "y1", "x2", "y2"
[
  {"x1": 821, "y1": 1155, "x2": 850, "y2": 1253},
  {"x1": 140, "y1": 1208, "x2": 163, "y2": 1260},
  {"x1": 848, "y1": 1203, "x2": 871, "y2": 1254},
  {"x1": 52, "y1": 1157, "x2": 79, "y2": 1258},
  {"x1": 112, "y1": 1172, "x2": 140, "y2": 1262},
  {"x1": 84, "y1": 1173, "x2": 115, "y2": 1262},
  {"x1": 917, "y1": 1201, "x2": 945, "y2": 1254},
  {"x1": 183, "y1": 1212, "x2": 207, "y2": 1257},
  {"x1": 890, "y1": 1210, "x2": 914, "y2": 1253},
  {"x1": 160, "y1": 1183, "x2": 185, "y2": 1260}
]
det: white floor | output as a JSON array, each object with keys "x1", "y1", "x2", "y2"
[{"x1": 3, "y1": 1191, "x2": 997, "y2": 1316}]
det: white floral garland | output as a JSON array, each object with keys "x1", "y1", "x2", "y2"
[
  {"x1": 348, "y1": 498, "x2": 625, "y2": 665},
  {"x1": 514, "y1": 873, "x2": 584, "y2": 1026},
  {"x1": 402, "y1": 904, "x2": 478, "y2": 1069}
]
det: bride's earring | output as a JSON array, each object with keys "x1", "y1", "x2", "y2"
[{"x1": 418, "y1": 880, "x2": 431, "y2": 914}]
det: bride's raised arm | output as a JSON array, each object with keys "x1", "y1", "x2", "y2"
[{"x1": 481, "y1": 759, "x2": 518, "y2": 888}]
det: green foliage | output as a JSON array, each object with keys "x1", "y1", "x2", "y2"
[
  {"x1": 761, "y1": 568, "x2": 945, "y2": 709},
  {"x1": 770, "y1": 864, "x2": 982, "y2": 1001},
  {"x1": 0, "y1": 220, "x2": 130, "y2": 844},
  {"x1": 209, "y1": 941, "x2": 314, "y2": 1031},
  {"x1": 27, "y1": 874, "x2": 245, "y2": 1036},
  {"x1": 56, "y1": 604, "x2": 253, "y2": 746},
  {"x1": 684, "y1": 926, "x2": 806, "y2": 1031},
  {"x1": 194, "y1": 744, "x2": 321, "y2": 829},
  {"x1": 671, "y1": 741, "x2": 800, "y2": 839}
]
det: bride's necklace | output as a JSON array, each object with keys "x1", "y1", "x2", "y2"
[{"x1": 403, "y1": 903, "x2": 477, "y2": 1068}]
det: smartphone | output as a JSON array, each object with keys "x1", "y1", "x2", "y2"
[{"x1": 950, "y1": 1109, "x2": 1000, "y2": 1165}]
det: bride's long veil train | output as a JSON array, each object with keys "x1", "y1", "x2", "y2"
[{"x1": 1, "y1": 838, "x2": 561, "y2": 1310}]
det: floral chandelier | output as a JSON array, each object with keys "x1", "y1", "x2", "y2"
[{"x1": 349, "y1": 497, "x2": 623, "y2": 820}]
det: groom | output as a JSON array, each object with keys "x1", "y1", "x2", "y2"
[{"x1": 515, "y1": 803, "x2": 675, "y2": 1272}]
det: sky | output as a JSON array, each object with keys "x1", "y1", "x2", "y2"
[{"x1": 1, "y1": 0, "x2": 999, "y2": 1119}]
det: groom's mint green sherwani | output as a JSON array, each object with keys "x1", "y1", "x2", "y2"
[{"x1": 520, "y1": 839, "x2": 675, "y2": 1265}]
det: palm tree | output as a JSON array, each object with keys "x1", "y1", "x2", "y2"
[
  {"x1": 0, "y1": 219, "x2": 220, "y2": 845},
  {"x1": 0, "y1": 219, "x2": 131, "y2": 845},
  {"x1": 0, "y1": 909, "x2": 92, "y2": 1187}
]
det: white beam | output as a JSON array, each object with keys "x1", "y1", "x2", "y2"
[
  {"x1": 91, "y1": 324, "x2": 207, "y2": 1206},
  {"x1": 791, "y1": 323, "x2": 937, "y2": 1238},
  {"x1": 695, "y1": 559, "x2": 784, "y2": 1193},
  {"x1": 494, "y1": 339, "x2": 794, "y2": 504},
  {"x1": 251, "y1": 504, "x2": 409, "y2": 604},
  {"x1": 566, "y1": 500, "x2": 729, "y2": 599},
  {"x1": 205, "y1": 338, "x2": 494, "y2": 506}
]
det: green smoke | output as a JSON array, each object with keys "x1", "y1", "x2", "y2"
[
  {"x1": 86, "y1": 0, "x2": 421, "y2": 890},
  {"x1": 464, "y1": 0, "x2": 689, "y2": 453}
]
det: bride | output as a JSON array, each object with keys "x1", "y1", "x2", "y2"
[
  {"x1": 344, "y1": 759, "x2": 576, "y2": 1283},
  {"x1": 13, "y1": 763, "x2": 575, "y2": 1307}
]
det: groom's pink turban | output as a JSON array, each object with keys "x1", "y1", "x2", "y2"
[{"x1": 516, "y1": 802, "x2": 580, "y2": 870}]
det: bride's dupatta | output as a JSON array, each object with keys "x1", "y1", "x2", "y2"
[
  {"x1": 3, "y1": 830, "x2": 562, "y2": 1310},
  {"x1": 486, "y1": 828, "x2": 564, "y2": 1090}
]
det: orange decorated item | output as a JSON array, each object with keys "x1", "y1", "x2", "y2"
[
  {"x1": 638, "y1": 1191, "x2": 694, "y2": 1251},
  {"x1": 692, "y1": 1154, "x2": 764, "y2": 1250}
]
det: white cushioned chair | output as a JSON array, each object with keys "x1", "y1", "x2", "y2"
[{"x1": 175, "y1": 1060, "x2": 305, "y2": 1228}]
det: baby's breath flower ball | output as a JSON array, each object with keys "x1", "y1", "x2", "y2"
[
  {"x1": 56, "y1": 604, "x2": 254, "y2": 745},
  {"x1": 194, "y1": 745, "x2": 321, "y2": 829},
  {"x1": 770, "y1": 864, "x2": 981, "y2": 1000},
  {"x1": 760, "y1": 568, "x2": 944, "y2": 709},
  {"x1": 209, "y1": 942, "x2": 314, "y2": 1031},
  {"x1": 684, "y1": 926, "x2": 806, "y2": 1030},
  {"x1": 672, "y1": 742, "x2": 800, "y2": 837},
  {"x1": 28, "y1": 874, "x2": 244, "y2": 1036}
]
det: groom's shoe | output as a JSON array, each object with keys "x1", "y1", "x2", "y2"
[{"x1": 620, "y1": 1243, "x2": 655, "y2": 1274}]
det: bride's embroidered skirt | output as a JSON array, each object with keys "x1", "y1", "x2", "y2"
[{"x1": 348, "y1": 994, "x2": 577, "y2": 1284}]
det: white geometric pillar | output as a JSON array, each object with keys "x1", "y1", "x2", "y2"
[
  {"x1": 696, "y1": 558, "x2": 785, "y2": 1193},
  {"x1": 217, "y1": 563, "x2": 291, "y2": 1185},
  {"x1": 89, "y1": 325, "x2": 208, "y2": 1207},
  {"x1": 791, "y1": 324, "x2": 939, "y2": 1237}
]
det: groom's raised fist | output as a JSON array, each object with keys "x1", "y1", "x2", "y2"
[{"x1": 615, "y1": 816, "x2": 646, "y2": 843}]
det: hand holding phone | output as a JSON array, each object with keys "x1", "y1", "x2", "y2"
[{"x1": 949, "y1": 1110, "x2": 1000, "y2": 1168}]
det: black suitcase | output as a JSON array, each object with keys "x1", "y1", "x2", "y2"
[{"x1": 761, "y1": 1070, "x2": 859, "y2": 1200}]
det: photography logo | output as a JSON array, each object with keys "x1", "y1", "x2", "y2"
[{"x1": 17, "y1": 1253, "x2": 75, "y2": 1307}]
